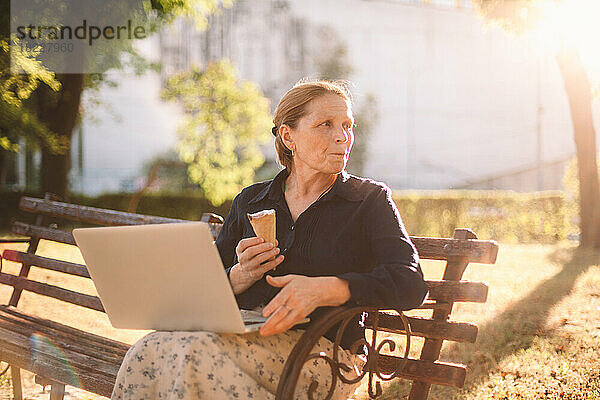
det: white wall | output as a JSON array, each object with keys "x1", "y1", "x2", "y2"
[
  {"x1": 70, "y1": 0, "x2": 600, "y2": 195},
  {"x1": 290, "y1": 0, "x2": 599, "y2": 189},
  {"x1": 71, "y1": 38, "x2": 183, "y2": 195}
]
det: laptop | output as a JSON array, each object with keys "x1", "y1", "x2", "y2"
[{"x1": 72, "y1": 222, "x2": 304, "y2": 333}]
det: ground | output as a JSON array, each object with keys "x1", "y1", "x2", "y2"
[{"x1": 0, "y1": 238, "x2": 598, "y2": 399}]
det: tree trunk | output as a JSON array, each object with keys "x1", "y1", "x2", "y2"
[
  {"x1": 556, "y1": 46, "x2": 600, "y2": 249},
  {"x1": 0, "y1": 148, "x2": 6, "y2": 186},
  {"x1": 35, "y1": 73, "x2": 84, "y2": 202}
]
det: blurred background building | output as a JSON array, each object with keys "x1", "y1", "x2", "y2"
[{"x1": 5, "y1": 0, "x2": 599, "y2": 195}]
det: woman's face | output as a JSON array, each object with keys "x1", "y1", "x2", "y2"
[{"x1": 284, "y1": 93, "x2": 354, "y2": 176}]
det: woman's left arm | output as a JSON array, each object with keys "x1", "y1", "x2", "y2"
[{"x1": 336, "y1": 185, "x2": 428, "y2": 309}]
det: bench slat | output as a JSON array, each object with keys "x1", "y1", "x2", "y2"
[
  {"x1": 0, "y1": 324, "x2": 121, "y2": 375},
  {"x1": 426, "y1": 280, "x2": 488, "y2": 303},
  {"x1": 0, "y1": 327, "x2": 117, "y2": 397},
  {"x1": 414, "y1": 301, "x2": 451, "y2": 311},
  {"x1": 16, "y1": 197, "x2": 499, "y2": 264},
  {"x1": 0, "y1": 325, "x2": 121, "y2": 378},
  {"x1": 0, "y1": 306, "x2": 127, "y2": 359},
  {"x1": 366, "y1": 314, "x2": 478, "y2": 343},
  {"x1": 2, "y1": 250, "x2": 90, "y2": 278},
  {"x1": 12, "y1": 222, "x2": 75, "y2": 245},
  {"x1": 411, "y1": 236, "x2": 498, "y2": 264},
  {"x1": 0, "y1": 273, "x2": 104, "y2": 312},
  {"x1": 0, "y1": 305, "x2": 128, "y2": 352},
  {"x1": 376, "y1": 354, "x2": 466, "y2": 388},
  {"x1": 0, "y1": 317, "x2": 124, "y2": 364},
  {"x1": 19, "y1": 196, "x2": 185, "y2": 226}
]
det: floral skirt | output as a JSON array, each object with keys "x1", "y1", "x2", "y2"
[{"x1": 111, "y1": 329, "x2": 365, "y2": 400}]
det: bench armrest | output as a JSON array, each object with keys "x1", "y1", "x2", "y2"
[{"x1": 275, "y1": 306, "x2": 411, "y2": 400}]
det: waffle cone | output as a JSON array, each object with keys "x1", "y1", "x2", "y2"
[{"x1": 247, "y1": 210, "x2": 276, "y2": 246}]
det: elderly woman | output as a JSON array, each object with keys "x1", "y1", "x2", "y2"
[{"x1": 112, "y1": 80, "x2": 428, "y2": 400}]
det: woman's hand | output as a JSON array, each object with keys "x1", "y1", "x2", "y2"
[
  {"x1": 228, "y1": 237, "x2": 284, "y2": 294},
  {"x1": 259, "y1": 274, "x2": 351, "y2": 336}
]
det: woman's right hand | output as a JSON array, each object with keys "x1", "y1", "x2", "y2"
[{"x1": 228, "y1": 237, "x2": 284, "y2": 295}]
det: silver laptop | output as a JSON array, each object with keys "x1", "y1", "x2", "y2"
[{"x1": 72, "y1": 222, "x2": 295, "y2": 333}]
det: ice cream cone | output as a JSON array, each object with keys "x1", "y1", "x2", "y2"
[{"x1": 247, "y1": 209, "x2": 276, "y2": 246}]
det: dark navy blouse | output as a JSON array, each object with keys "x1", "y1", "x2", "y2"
[{"x1": 215, "y1": 168, "x2": 428, "y2": 350}]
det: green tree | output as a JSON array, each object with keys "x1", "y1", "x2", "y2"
[
  {"x1": 0, "y1": 1, "x2": 66, "y2": 186},
  {"x1": 1, "y1": 0, "x2": 232, "y2": 200},
  {"x1": 475, "y1": 0, "x2": 600, "y2": 249},
  {"x1": 161, "y1": 60, "x2": 272, "y2": 206}
]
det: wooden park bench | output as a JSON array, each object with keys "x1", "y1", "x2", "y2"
[{"x1": 0, "y1": 193, "x2": 498, "y2": 400}]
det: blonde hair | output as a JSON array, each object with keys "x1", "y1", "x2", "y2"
[{"x1": 273, "y1": 79, "x2": 352, "y2": 171}]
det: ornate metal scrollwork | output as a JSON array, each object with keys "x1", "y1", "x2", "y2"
[{"x1": 275, "y1": 306, "x2": 411, "y2": 400}]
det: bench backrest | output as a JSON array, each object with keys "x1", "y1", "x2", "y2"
[{"x1": 0, "y1": 193, "x2": 498, "y2": 395}]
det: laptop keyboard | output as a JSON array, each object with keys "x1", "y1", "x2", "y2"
[{"x1": 240, "y1": 309, "x2": 268, "y2": 325}]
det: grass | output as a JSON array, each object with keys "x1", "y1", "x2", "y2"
[{"x1": 0, "y1": 236, "x2": 599, "y2": 399}]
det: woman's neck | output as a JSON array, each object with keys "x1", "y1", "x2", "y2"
[{"x1": 284, "y1": 167, "x2": 337, "y2": 200}]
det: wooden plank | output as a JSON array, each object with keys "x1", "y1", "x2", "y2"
[
  {"x1": 185, "y1": 214, "x2": 498, "y2": 264},
  {"x1": 10, "y1": 365, "x2": 22, "y2": 400},
  {"x1": 16, "y1": 198, "x2": 497, "y2": 265},
  {"x1": 411, "y1": 236, "x2": 498, "y2": 264},
  {"x1": 0, "y1": 310, "x2": 127, "y2": 360},
  {"x1": 201, "y1": 213, "x2": 224, "y2": 240},
  {"x1": 426, "y1": 280, "x2": 488, "y2": 303},
  {"x1": 375, "y1": 354, "x2": 467, "y2": 388},
  {"x1": 414, "y1": 301, "x2": 448, "y2": 311},
  {"x1": 0, "y1": 333, "x2": 116, "y2": 397},
  {"x1": 409, "y1": 228, "x2": 477, "y2": 400},
  {"x1": 19, "y1": 196, "x2": 185, "y2": 226},
  {"x1": 0, "y1": 326, "x2": 121, "y2": 378},
  {"x1": 1, "y1": 250, "x2": 90, "y2": 278},
  {"x1": 0, "y1": 317, "x2": 125, "y2": 363},
  {"x1": 0, "y1": 306, "x2": 128, "y2": 354},
  {"x1": 9, "y1": 212, "x2": 45, "y2": 308},
  {"x1": 13, "y1": 210, "x2": 498, "y2": 267},
  {"x1": 0, "y1": 273, "x2": 104, "y2": 312},
  {"x1": 365, "y1": 314, "x2": 479, "y2": 343},
  {"x1": 49, "y1": 383, "x2": 66, "y2": 400},
  {"x1": 11, "y1": 222, "x2": 75, "y2": 246},
  {"x1": 35, "y1": 374, "x2": 52, "y2": 387},
  {"x1": 200, "y1": 213, "x2": 224, "y2": 224}
]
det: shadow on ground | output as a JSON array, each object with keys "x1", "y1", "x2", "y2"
[{"x1": 382, "y1": 246, "x2": 599, "y2": 399}]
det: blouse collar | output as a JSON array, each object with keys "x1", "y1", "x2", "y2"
[{"x1": 248, "y1": 168, "x2": 362, "y2": 205}]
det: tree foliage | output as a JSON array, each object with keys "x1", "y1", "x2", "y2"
[
  {"x1": 0, "y1": 0, "x2": 65, "y2": 155},
  {"x1": 0, "y1": 0, "x2": 233, "y2": 196},
  {"x1": 474, "y1": 0, "x2": 547, "y2": 34},
  {"x1": 161, "y1": 60, "x2": 272, "y2": 206}
]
